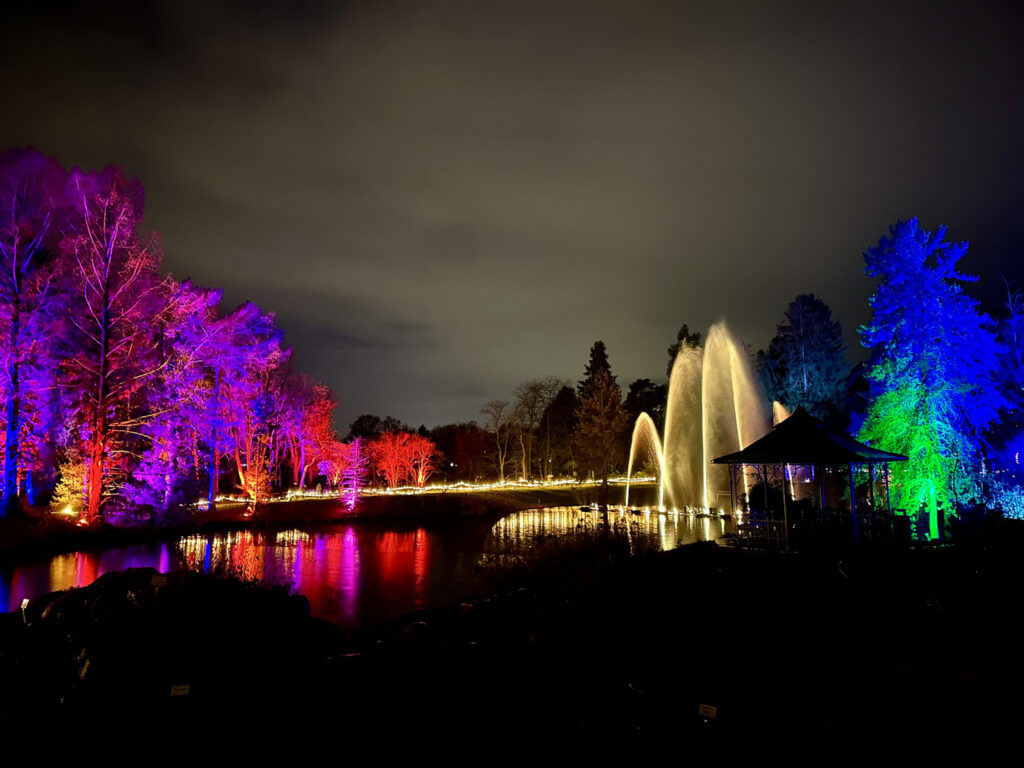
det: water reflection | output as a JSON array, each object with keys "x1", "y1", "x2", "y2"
[{"x1": 2, "y1": 507, "x2": 733, "y2": 628}]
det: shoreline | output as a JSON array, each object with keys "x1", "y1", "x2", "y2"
[{"x1": 0, "y1": 483, "x2": 657, "y2": 565}]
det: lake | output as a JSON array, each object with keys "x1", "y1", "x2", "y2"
[{"x1": 1, "y1": 506, "x2": 734, "y2": 629}]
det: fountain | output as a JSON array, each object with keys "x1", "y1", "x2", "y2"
[
  {"x1": 624, "y1": 413, "x2": 666, "y2": 508},
  {"x1": 626, "y1": 320, "x2": 770, "y2": 512}
]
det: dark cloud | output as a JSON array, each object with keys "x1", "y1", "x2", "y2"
[{"x1": 3, "y1": 1, "x2": 1023, "y2": 427}]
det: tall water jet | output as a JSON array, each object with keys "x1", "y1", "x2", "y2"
[
  {"x1": 661, "y1": 342, "x2": 703, "y2": 508},
  {"x1": 700, "y1": 323, "x2": 767, "y2": 509},
  {"x1": 652, "y1": 320, "x2": 770, "y2": 511},
  {"x1": 625, "y1": 412, "x2": 666, "y2": 508}
]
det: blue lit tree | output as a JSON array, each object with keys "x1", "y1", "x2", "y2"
[
  {"x1": 858, "y1": 218, "x2": 1005, "y2": 538},
  {"x1": 760, "y1": 294, "x2": 848, "y2": 422}
]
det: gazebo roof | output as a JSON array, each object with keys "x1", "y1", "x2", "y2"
[{"x1": 711, "y1": 406, "x2": 907, "y2": 466}]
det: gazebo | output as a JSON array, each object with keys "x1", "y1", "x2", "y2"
[{"x1": 711, "y1": 406, "x2": 907, "y2": 548}]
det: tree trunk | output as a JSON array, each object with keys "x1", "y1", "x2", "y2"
[
  {"x1": 86, "y1": 412, "x2": 105, "y2": 521},
  {"x1": 206, "y1": 369, "x2": 220, "y2": 513},
  {"x1": 86, "y1": 284, "x2": 111, "y2": 523},
  {"x1": 3, "y1": 301, "x2": 20, "y2": 517}
]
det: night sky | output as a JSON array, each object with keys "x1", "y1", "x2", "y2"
[{"x1": 3, "y1": 1, "x2": 1023, "y2": 429}]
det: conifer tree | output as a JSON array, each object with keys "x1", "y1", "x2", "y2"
[
  {"x1": 858, "y1": 218, "x2": 1005, "y2": 539},
  {"x1": 574, "y1": 342, "x2": 627, "y2": 507},
  {"x1": 761, "y1": 294, "x2": 847, "y2": 421}
]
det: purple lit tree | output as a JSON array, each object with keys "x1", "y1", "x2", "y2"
[
  {"x1": 220, "y1": 307, "x2": 288, "y2": 505},
  {"x1": 125, "y1": 280, "x2": 222, "y2": 519},
  {"x1": 0, "y1": 149, "x2": 66, "y2": 516}
]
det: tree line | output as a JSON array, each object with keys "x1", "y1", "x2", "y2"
[{"x1": 0, "y1": 149, "x2": 384, "y2": 522}]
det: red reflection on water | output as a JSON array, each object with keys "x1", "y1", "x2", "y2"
[
  {"x1": 377, "y1": 531, "x2": 402, "y2": 587},
  {"x1": 75, "y1": 551, "x2": 100, "y2": 586},
  {"x1": 413, "y1": 528, "x2": 428, "y2": 607}
]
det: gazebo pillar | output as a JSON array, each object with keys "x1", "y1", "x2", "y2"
[
  {"x1": 729, "y1": 463, "x2": 737, "y2": 514},
  {"x1": 781, "y1": 464, "x2": 790, "y2": 550},
  {"x1": 816, "y1": 465, "x2": 826, "y2": 509},
  {"x1": 885, "y1": 462, "x2": 892, "y2": 512},
  {"x1": 849, "y1": 462, "x2": 859, "y2": 543}
]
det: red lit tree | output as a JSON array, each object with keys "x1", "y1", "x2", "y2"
[
  {"x1": 369, "y1": 430, "x2": 440, "y2": 489},
  {"x1": 60, "y1": 167, "x2": 167, "y2": 523},
  {"x1": 407, "y1": 433, "x2": 441, "y2": 487},
  {"x1": 369, "y1": 431, "x2": 413, "y2": 488},
  {"x1": 280, "y1": 373, "x2": 338, "y2": 490}
]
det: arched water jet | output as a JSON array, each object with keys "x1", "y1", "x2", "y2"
[{"x1": 625, "y1": 412, "x2": 666, "y2": 508}]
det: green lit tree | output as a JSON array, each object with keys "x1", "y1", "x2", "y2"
[{"x1": 858, "y1": 218, "x2": 1005, "y2": 539}]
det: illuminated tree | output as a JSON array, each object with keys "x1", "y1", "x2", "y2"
[
  {"x1": 760, "y1": 294, "x2": 847, "y2": 421},
  {"x1": 278, "y1": 374, "x2": 336, "y2": 490},
  {"x1": 0, "y1": 149, "x2": 65, "y2": 516},
  {"x1": 368, "y1": 430, "x2": 440, "y2": 488},
  {"x1": 125, "y1": 280, "x2": 221, "y2": 518},
  {"x1": 60, "y1": 167, "x2": 168, "y2": 522},
  {"x1": 858, "y1": 218, "x2": 1005, "y2": 538},
  {"x1": 369, "y1": 431, "x2": 412, "y2": 488},
  {"x1": 407, "y1": 433, "x2": 440, "y2": 487},
  {"x1": 338, "y1": 437, "x2": 369, "y2": 508}
]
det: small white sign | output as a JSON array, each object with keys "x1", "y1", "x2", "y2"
[
  {"x1": 151, "y1": 575, "x2": 168, "y2": 588},
  {"x1": 170, "y1": 684, "x2": 190, "y2": 697},
  {"x1": 20, "y1": 598, "x2": 29, "y2": 610}
]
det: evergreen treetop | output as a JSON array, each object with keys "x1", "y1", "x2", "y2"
[{"x1": 761, "y1": 293, "x2": 847, "y2": 421}]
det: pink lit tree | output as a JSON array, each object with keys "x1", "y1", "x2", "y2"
[{"x1": 339, "y1": 437, "x2": 368, "y2": 508}]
